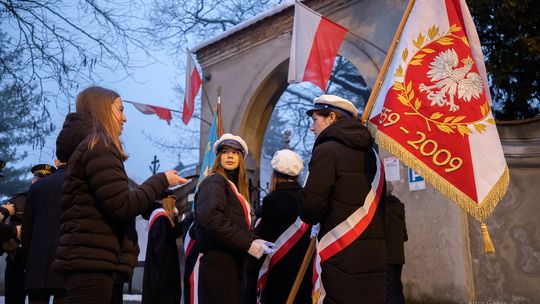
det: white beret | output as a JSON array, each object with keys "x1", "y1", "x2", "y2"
[
  {"x1": 271, "y1": 149, "x2": 304, "y2": 177},
  {"x1": 306, "y1": 94, "x2": 358, "y2": 118},
  {"x1": 213, "y1": 133, "x2": 249, "y2": 158}
]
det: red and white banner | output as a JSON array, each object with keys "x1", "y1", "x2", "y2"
[
  {"x1": 287, "y1": 2, "x2": 347, "y2": 92},
  {"x1": 312, "y1": 150, "x2": 384, "y2": 303},
  {"x1": 129, "y1": 101, "x2": 173, "y2": 125},
  {"x1": 367, "y1": 0, "x2": 508, "y2": 222},
  {"x1": 183, "y1": 53, "x2": 202, "y2": 125},
  {"x1": 256, "y1": 217, "x2": 309, "y2": 303}
]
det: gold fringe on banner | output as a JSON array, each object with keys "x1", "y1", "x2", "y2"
[
  {"x1": 368, "y1": 125, "x2": 510, "y2": 223},
  {"x1": 481, "y1": 222, "x2": 495, "y2": 255}
]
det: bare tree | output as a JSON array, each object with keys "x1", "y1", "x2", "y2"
[
  {"x1": 0, "y1": 0, "x2": 152, "y2": 105},
  {"x1": 0, "y1": 0, "x2": 154, "y2": 192},
  {"x1": 147, "y1": 0, "x2": 280, "y2": 54}
]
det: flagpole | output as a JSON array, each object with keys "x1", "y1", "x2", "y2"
[
  {"x1": 360, "y1": 0, "x2": 415, "y2": 124},
  {"x1": 217, "y1": 86, "x2": 223, "y2": 136},
  {"x1": 285, "y1": 237, "x2": 316, "y2": 304}
]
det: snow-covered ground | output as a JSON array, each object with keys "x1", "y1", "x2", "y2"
[{"x1": 0, "y1": 294, "x2": 142, "y2": 303}]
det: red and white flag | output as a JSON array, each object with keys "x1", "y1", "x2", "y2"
[
  {"x1": 129, "y1": 101, "x2": 172, "y2": 125},
  {"x1": 287, "y1": 2, "x2": 347, "y2": 92},
  {"x1": 183, "y1": 53, "x2": 202, "y2": 125},
  {"x1": 367, "y1": 0, "x2": 509, "y2": 223}
]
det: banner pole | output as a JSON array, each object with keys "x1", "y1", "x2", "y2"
[
  {"x1": 361, "y1": 0, "x2": 416, "y2": 124},
  {"x1": 285, "y1": 237, "x2": 316, "y2": 304}
]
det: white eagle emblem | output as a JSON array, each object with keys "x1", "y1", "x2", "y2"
[{"x1": 419, "y1": 49, "x2": 483, "y2": 112}]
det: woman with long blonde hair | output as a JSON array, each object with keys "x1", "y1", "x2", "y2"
[
  {"x1": 142, "y1": 190, "x2": 183, "y2": 304},
  {"x1": 52, "y1": 86, "x2": 187, "y2": 304},
  {"x1": 194, "y1": 133, "x2": 274, "y2": 303}
]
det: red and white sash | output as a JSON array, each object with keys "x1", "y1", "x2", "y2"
[
  {"x1": 181, "y1": 223, "x2": 197, "y2": 304},
  {"x1": 148, "y1": 208, "x2": 167, "y2": 233},
  {"x1": 190, "y1": 253, "x2": 202, "y2": 304},
  {"x1": 312, "y1": 149, "x2": 385, "y2": 303},
  {"x1": 256, "y1": 217, "x2": 310, "y2": 303},
  {"x1": 226, "y1": 180, "x2": 252, "y2": 228}
]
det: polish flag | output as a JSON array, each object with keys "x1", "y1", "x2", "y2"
[
  {"x1": 129, "y1": 101, "x2": 172, "y2": 125},
  {"x1": 183, "y1": 53, "x2": 202, "y2": 125},
  {"x1": 287, "y1": 2, "x2": 348, "y2": 92}
]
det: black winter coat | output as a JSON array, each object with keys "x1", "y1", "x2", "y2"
[
  {"x1": 22, "y1": 167, "x2": 66, "y2": 290},
  {"x1": 142, "y1": 209, "x2": 182, "y2": 304},
  {"x1": 194, "y1": 173, "x2": 254, "y2": 303},
  {"x1": 255, "y1": 182, "x2": 312, "y2": 304},
  {"x1": 386, "y1": 194, "x2": 408, "y2": 264},
  {"x1": 52, "y1": 112, "x2": 169, "y2": 277},
  {"x1": 300, "y1": 117, "x2": 387, "y2": 304}
]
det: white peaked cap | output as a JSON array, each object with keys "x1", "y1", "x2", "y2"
[
  {"x1": 213, "y1": 133, "x2": 249, "y2": 158},
  {"x1": 271, "y1": 149, "x2": 304, "y2": 177},
  {"x1": 306, "y1": 94, "x2": 358, "y2": 118}
]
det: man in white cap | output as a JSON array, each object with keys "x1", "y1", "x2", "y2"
[{"x1": 300, "y1": 94, "x2": 387, "y2": 303}]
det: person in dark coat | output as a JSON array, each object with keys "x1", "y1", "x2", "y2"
[
  {"x1": 4, "y1": 165, "x2": 55, "y2": 304},
  {"x1": 180, "y1": 212, "x2": 199, "y2": 304},
  {"x1": 142, "y1": 191, "x2": 182, "y2": 304},
  {"x1": 385, "y1": 186, "x2": 408, "y2": 304},
  {"x1": 300, "y1": 95, "x2": 387, "y2": 304},
  {"x1": 195, "y1": 133, "x2": 274, "y2": 304},
  {"x1": 254, "y1": 149, "x2": 312, "y2": 304},
  {"x1": 51, "y1": 86, "x2": 187, "y2": 304},
  {"x1": 22, "y1": 159, "x2": 68, "y2": 304}
]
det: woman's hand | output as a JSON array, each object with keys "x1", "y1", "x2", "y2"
[{"x1": 164, "y1": 170, "x2": 188, "y2": 187}]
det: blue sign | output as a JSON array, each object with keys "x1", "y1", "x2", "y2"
[{"x1": 408, "y1": 168, "x2": 425, "y2": 191}]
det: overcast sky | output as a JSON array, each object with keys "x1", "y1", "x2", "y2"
[{"x1": 23, "y1": 49, "x2": 192, "y2": 184}]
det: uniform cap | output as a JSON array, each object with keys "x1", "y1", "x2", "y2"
[
  {"x1": 31, "y1": 164, "x2": 56, "y2": 178},
  {"x1": 213, "y1": 133, "x2": 249, "y2": 158},
  {"x1": 271, "y1": 149, "x2": 304, "y2": 177},
  {"x1": 306, "y1": 94, "x2": 358, "y2": 118}
]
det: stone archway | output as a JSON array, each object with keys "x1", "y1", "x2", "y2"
[{"x1": 191, "y1": 0, "x2": 540, "y2": 302}]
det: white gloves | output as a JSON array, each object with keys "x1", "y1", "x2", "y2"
[
  {"x1": 310, "y1": 223, "x2": 320, "y2": 239},
  {"x1": 248, "y1": 239, "x2": 276, "y2": 259}
]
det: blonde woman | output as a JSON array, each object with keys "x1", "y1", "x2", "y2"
[
  {"x1": 194, "y1": 133, "x2": 273, "y2": 303},
  {"x1": 52, "y1": 86, "x2": 186, "y2": 303},
  {"x1": 142, "y1": 190, "x2": 182, "y2": 304}
]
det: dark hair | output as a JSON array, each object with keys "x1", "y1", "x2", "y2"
[
  {"x1": 310, "y1": 109, "x2": 347, "y2": 120},
  {"x1": 311, "y1": 109, "x2": 362, "y2": 123},
  {"x1": 270, "y1": 170, "x2": 298, "y2": 192}
]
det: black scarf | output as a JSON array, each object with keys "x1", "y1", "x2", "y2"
[{"x1": 224, "y1": 169, "x2": 239, "y2": 187}]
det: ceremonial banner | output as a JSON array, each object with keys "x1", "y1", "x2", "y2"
[
  {"x1": 128, "y1": 101, "x2": 172, "y2": 125},
  {"x1": 183, "y1": 53, "x2": 202, "y2": 125},
  {"x1": 287, "y1": 2, "x2": 347, "y2": 92},
  {"x1": 366, "y1": 0, "x2": 509, "y2": 222},
  {"x1": 197, "y1": 102, "x2": 223, "y2": 186}
]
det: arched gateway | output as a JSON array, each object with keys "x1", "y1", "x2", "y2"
[{"x1": 192, "y1": 0, "x2": 540, "y2": 302}]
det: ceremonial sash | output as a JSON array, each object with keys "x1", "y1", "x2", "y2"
[
  {"x1": 181, "y1": 223, "x2": 197, "y2": 304},
  {"x1": 256, "y1": 217, "x2": 310, "y2": 304},
  {"x1": 312, "y1": 149, "x2": 385, "y2": 303},
  {"x1": 148, "y1": 208, "x2": 167, "y2": 233},
  {"x1": 184, "y1": 222, "x2": 196, "y2": 257},
  {"x1": 190, "y1": 253, "x2": 202, "y2": 304},
  {"x1": 226, "y1": 180, "x2": 252, "y2": 228}
]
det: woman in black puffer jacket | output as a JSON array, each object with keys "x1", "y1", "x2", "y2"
[
  {"x1": 52, "y1": 86, "x2": 186, "y2": 304},
  {"x1": 300, "y1": 94, "x2": 387, "y2": 304}
]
